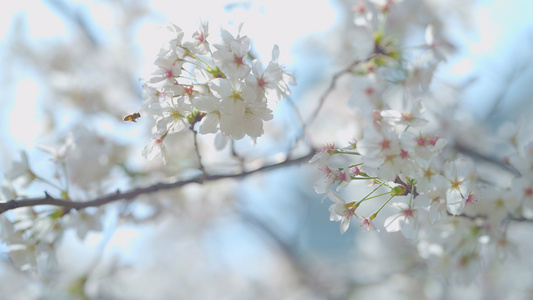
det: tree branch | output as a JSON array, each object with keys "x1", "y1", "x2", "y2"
[
  {"x1": 0, "y1": 151, "x2": 316, "y2": 214},
  {"x1": 289, "y1": 56, "x2": 374, "y2": 156},
  {"x1": 454, "y1": 142, "x2": 520, "y2": 176},
  {"x1": 46, "y1": 0, "x2": 99, "y2": 46},
  {"x1": 191, "y1": 128, "x2": 206, "y2": 174}
]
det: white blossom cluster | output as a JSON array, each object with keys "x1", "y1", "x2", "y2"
[
  {"x1": 311, "y1": 0, "x2": 529, "y2": 284},
  {"x1": 141, "y1": 23, "x2": 295, "y2": 163},
  {"x1": 0, "y1": 127, "x2": 124, "y2": 272}
]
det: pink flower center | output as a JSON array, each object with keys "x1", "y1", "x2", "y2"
[
  {"x1": 166, "y1": 69, "x2": 173, "y2": 79},
  {"x1": 373, "y1": 110, "x2": 383, "y2": 122},
  {"x1": 466, "y1": 194, "x2": 479, "y2": 205},
  {"x1": 360, "y1": 218, "x2": 370, "y2": 230},
  {"x1": 233, "y1": 55, "x2": 244, "y2": 66},
  {"x1": 185, "y1": 85, "x2": 194, "y2": 95},
  {"x1": 403, "y1": 209, "x2": 414, "y2": 217},
  {"x1": 428, "y1": 137, "x2": 438, "y2": 146},
  {"x1": 350, "y1": 167, "x2": 360, "y2": 176},
  {"x1": 400, "y1": 149, "x2": 409, "y2": 159},
  {"x1": 525, "y1": 187, "x2": 533, "y2": 198},
  {"x1": 257, "y1": 77, "x2": 266, "y2": 88},
  {"x1": 197, "y1": 33, "x2": 205, "y2": 42},
  {"x1": 344, "y1": 207, "x2": 355, "y2": 218},
  {"x1": 401, "y1": 112, "x2": 412, "y2": 122},
  {"x1": 337, "y1": 172, "x2": 347, "y2": 181},
  {"x1": 320, "y1": 144, "x2": 335, "y2": 153},
  {"x1": 381, "y1": 139, "x2": 391, "y2": 149},
  {"x1": 319, "y1": 166, "x2": 331, "y2": 175}
]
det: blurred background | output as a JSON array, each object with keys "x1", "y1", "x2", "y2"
[{"x1": 1, "y1": 0, "x2": 533, "y2": 299}]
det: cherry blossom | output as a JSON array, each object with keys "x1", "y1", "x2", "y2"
[
  {"x1": 152, "y1": 96, "x2": 193, "y2": 134},
  {"x1": 193, "y1": 95, "x2": 223, "y2": 134},
  {"x1": 309, "y1": 143, "x2": 336, "y2": 164},
  {"x1": 150, "y1": 47, "x2": 185, "y2": 86},
  {"x1": 380, "y1": 100, "x2": 428, "y2": 128},
  {"x1": 138, "y1": 23, "x2": 294, "y2": 159},
  {"x1": 142, "y1": 136, "x2": 168, "y2": 164},
  {"x1": 359, "y1": 216, "x2": 380, "y2": 232},
  {"x1": 212, "y1": 30, "x2": 252, "y2": 79},
  {"x1": 384, "y1": 201, "x2": 419, "y2": 239},
  {"x1": 183, "y1": 22, "x2": 210, "y2": 55},
  {"x1": 444, "y1": 158, "x2": 474, "y2": 215},
  {"x1": 358, "y1": 125, "x2": 401, "y2": 167},
  {"x1": 328, "y1": 191, "x2": 359, "y2": 234}
]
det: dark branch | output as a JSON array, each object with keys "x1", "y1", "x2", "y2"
[
  {"x1": 191, "y1": 128, "x2": 206, "y2": 174},
  {"x1": 454, "y1": 142, "x2": 520, "y2": 176},
  {"x1": 0, "y1": 152, "x2": 315, "y2": 214}
]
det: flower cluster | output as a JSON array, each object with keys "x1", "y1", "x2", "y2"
[
  {"x1": 311, "y1": 0, "x2": 531, "y2": 284},
  {"x1": 0, "y1": 129, "x2": 119, "y2": 271},
  {"x1": 141, "y1": 23, "x2": 295, "y2": 163},
  {"x1": 312, "y1": 104, "x2": 533, "y2": 283}
]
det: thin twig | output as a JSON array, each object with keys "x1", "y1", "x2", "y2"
[
  {"x1": 284, "y1": 95, "x2": 311, "y2": 153},
  {"x1": 285, "y1": 96, "x2": 307, "y2": 132},
  {"x1": 0, "y1": 151, "x2": 315, "y2": 214},
  {"x1": 230, "y1": 139, "x2": 245, "y2": 170},
  {"x1": 454, "y1": 142, "x2": 520, "y2": 176},
  {"x1": 191, "y1": 128, "x2": 206, "y2": 174},
  {"x1": 305, "y1": 59, "x2": 364, "y2": 126},
  {"x1": 289, "y1": 57, "x2": 373, "y2": 156},
  {"x1": 486, "y1": 59, "x2": 531, "y2": 119},
  {"x1": 506, "y1": 215, "x2": 533, "y2": 223},
  {"x1": 46, "y1": 0, "x2": 99, "y2": 46},
  {"x1": 446, "y1": 211, "x2": 533, "y2": 224}
]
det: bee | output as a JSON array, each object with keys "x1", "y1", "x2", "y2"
[{"x1": 123, "y1": 112, "x2": 141, "y2": 123}]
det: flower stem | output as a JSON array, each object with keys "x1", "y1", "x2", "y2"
[
  {"x1": 35, "y1": 176, "x2": 65, "y2": 194},
  {"x1": 357, "y1": 182, "x2": 386, "y2": 205},
  {"x1": 373, "y1": 194, "x2": 396, "y2": 217}
]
